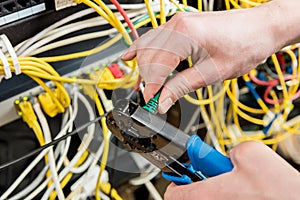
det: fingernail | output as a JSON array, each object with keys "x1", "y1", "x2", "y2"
[{"x1": 159, "y1": 98, "x2": 173, "y2": 114}]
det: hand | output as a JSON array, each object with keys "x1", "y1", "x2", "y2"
[
  {"x1": 122, "y1": 3, "x2": 284, "y2": 113},
  {"x1": 164, "y1": 141, "x2": 300, "y2": 200}
]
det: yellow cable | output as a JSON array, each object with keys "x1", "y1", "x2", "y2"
[
  {"x1": 182, "y1": 0, "x2": 188, "y2": 7},
  {"x1": 184, "y1": 80, "x2": 231, "y2": 105},
  {"x1": 38, "y1": 16, "x2": 151, "y2": 63},
  {"x1": 243, "y1": 74, "x2": 269, "y2": 113},
  {"x1": 229, "y1": 0, "x2": 241, "y2": 8},
  {"x1": 225, "y1": 0, "x2": 231, "y2": 10},
  {"x1": 198, "y1": 0, "x2": 203, "y2": 11},
  {"x1": 94, "y1": 93, "x2": 110, "y2": 200},
  {"x1": 231, "y1": 79, "x2": 242, "y2": 131},
  {"x1": 169, "y1": 0, "x2": 185, "y2": 12},
  {"x1": 239, "y1": 0, "x2": 261, "y2": 7},
  {"x1": 160, "y1": 0, "x2": 166, "y2": 24},
  {"x1": 144, "y1": 0, "x2": 158, "y2": 28},
  {"x1": 269, "y1": 90, "x2": 280, "y2": 113},
  {"x1": 39, "y1": 33, "x2": 122, "y2": 62},
  {"x1": 94, "y1": 0, "x2": 132, "y2": 44},
  {"x1": 226, "y1": 79, "x2": 265, "y2": 114},
  {"x1": 207, "y1": 86, "x2": 225, "y2": 153}
]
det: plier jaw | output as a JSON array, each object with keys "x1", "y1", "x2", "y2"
[
  {"x1": 106, "y1": 99, "x2": 204, "y2": 183},
  {"x1": 106, "y1": 99, "x2": 233, "y2": 185}
]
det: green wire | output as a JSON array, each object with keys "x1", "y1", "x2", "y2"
[{"x1": 143, "y1": 90, "x2": 162, "y2": 113}]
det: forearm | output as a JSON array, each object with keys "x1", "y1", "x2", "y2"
[{"x1": 266, "y1": 0, "x2": 300, "y2": 49}]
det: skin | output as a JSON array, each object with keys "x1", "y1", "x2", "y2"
[
  {"x1": 122, "y1": 0, "x2": 300, "y2": 199},
  {"x1": 122, "y1": 0, "x2": 300, "y2": 113},
  {"x1": 164, "y1": 141, "x2": 300, "y2": 200}
]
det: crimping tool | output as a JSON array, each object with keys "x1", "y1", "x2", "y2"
[{"x1": 106, "y1": 99, "x2": 233, "y2": 185}]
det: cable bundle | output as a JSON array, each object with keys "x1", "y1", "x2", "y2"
[{"x1": 3, "y1": 0, "x2": 300, "y2": 200}]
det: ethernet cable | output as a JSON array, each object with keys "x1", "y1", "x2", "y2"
[
  {"x1": 33, "y1": 102, "x2": 65, "y2": 200},
  {"x1": 75, "y1": 0, "x2": 132, "y2": 45},
  {"x1": 94, "y1": 94, "x2": 110, "y2": 200},
  {"x1": 4, "y1": 90, "x2": 78, "y2": 199},
  {"x1": 46, "y1": 92, "x2": 99, "y2": 200},
  {"x1": 31, "y1": 12, "x2": 147, "y2": 55},
  {"x1": 25, "y1": 9, "x2": 147, "y2": 56},
  {"x1": 184, "y1": 80, "x2": 231, "y2": 105},
  {"x1": 8, "y1": 107, "x2": 73, "y2": 200},
  {"x1": 110, "y1": 0, "x2": 139, "y2": 40},
  {"x1": 144, "y1": 0, "x2": 158, "y2": 28},
  {"x1": 9, "y1": 166, "x2": 49, "y2": 200},
  {"x1": 16, "y1": 8, "x2": 96, "y2": 55},
  {"x1": 208, "y1": 0, "x2": 215, "y2": 11},
  {"x1": 1, "y1": 91, "x2": 78, "y2": 199},
  {"x1": 0, "y1": 147, "x2": 50, "y2": 200},
  {"x1": 42, "y1": 89, "x2": 105, "y2": 199}
]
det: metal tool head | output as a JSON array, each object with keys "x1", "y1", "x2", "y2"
[{"x1": 106, "y1": 99, "x2": 194, "y2": 176}]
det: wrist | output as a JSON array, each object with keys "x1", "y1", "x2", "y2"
[{"x1": 263, "y1": 0, "x2": 300, "y2": 49}]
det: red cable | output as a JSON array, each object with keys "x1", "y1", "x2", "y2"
[
  {"x1": 248, "y1": 72, "x2": 278, "y2": 86},
  {"x1": 263, "y1": 75, "x2": 300, "y2": 104},
  {"x1": 110, "y1": 0, "x2": 139, "y2": 40}
]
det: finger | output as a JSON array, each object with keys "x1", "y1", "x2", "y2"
[
  {"x1": 158, "y1": 67, "x2": 207, "y2": 114},
  {"x1": 229, "y1": 141, "x2": 299, "y2": 174},
  {"x1": 143, "y1": 83, "x2": 163, "y2": 103},
  {"x1": 139, "y1": 50, "x2": 181, "y2": 102},
  {"x1": 121, "y1": 42, "x2": 137, "y2": 61}
]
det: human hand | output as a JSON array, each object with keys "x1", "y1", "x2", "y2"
[
  {"x1": 122, "y1": 3, "x2": 283, "y2": 113},
  {"x1": 164, "y1": 141, "x2": 300, "y2": 200}
]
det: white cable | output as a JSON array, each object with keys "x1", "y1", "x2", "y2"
[
  {"x1": 69, "y1": 92, "x2": 96, "y2": 174},
  {"x1": 56, "y1": 107, "x2": 73, "y2": 172},
  {"x1": 129, "y1": 169, "x2": 160, "y2": 186},
  {"x1": 9, "y1": 166, "x2": 49, "y2": 200},
  {"x1": 0, "y1": 49, "x2": 11, "y2": 79},
  {"x1": 25, "y1": 87, "x2": 79, "y2": 200},
  {"x1": 70, "y1": 154, "x2": 93, "y2": 174},
  {"x1": 0, "y1": 34, "x2": 21, "y2": 75},
  {"x1": 208, "y1": 0, "x2": 215, "y2": 11},
  {"x1": 14, "y1": 8, "x2": 133, "y2": 51},
  {"x1": 21, "y1": 20, "x2": 104, "y2": 56},
  {"x1": 203, "y1": 0, "x2": 208, "y2": 11},
  {"x1": 198, "y1": 95, "x2": 223, "y2": 152},
  {"x1": 33, "y1": 102, "x2": 65, "y2": 200},
  {"x1": 15, "y1": 8, "x2": 95, "y2": 54},
  {"x1": 41, "y1": 149, "x2": 85, "y2": 199},
  {"x1": 7, "y1": 106, "x2": 74, "y2": 200},
  {"x1": 30, "y1": 12, "x2": 147, "y2": 55},
  {"x1": 0, "y1": 148, "x2": 49, "y2": 199},
  {"x1": 24, "y1": 176, "x2": 52, "y2": 200},
  {"x1": 41, "y1": 89, "x2": 95, "y2": 199},
  {"x1": 145, "y1": 181, "x2": 163, "y2": 200},
  {"x1": 25, "y1": 9, "x2": 147, "y2": 56},
  {"x1": 184, "y1": 107, "x2": 200, "y2": 134},
  {"x1": 31, "y1": 28, "x2": 117, "y2": 56},
  {"x1": 45, "y1": 9, "x2": 145, "y2": 37}
]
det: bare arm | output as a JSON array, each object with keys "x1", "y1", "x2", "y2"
[{"x1": 122, "y1": 0, "x2": 300, "y2": 113}]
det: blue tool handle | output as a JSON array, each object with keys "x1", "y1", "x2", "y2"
[
  {"x1": 187, "y1": 135, "x2": 233, "y2": 177},
  {"x1": 162, "y1": 172, "x2": 192, "y2": 185},
  {"x1": 162, "y1": 163, "x2": 206, "y2": 185}
]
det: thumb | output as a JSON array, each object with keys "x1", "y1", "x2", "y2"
[
  {"x1": 121, "y1": 42, "x2": 137, "y2": 61},
  {"x1": 158, "y1": 67, "x2": 207, "y2": 114}
]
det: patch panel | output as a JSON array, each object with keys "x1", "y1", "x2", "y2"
[
  {"x1": 0, "y1": 48, "x2": 126, "y2": 126},
  {"x1": 0, "y1": 0, "x2": 46, "y2": 26}
]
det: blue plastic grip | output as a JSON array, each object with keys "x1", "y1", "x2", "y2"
[
  {"x1": 162, "y1": 172, "x2": 192, "y2": 185},
  {"x1": 187, "y1": 135, "x2": 233, "y2": 177},
  {"x1": 162, "y1": 163, "x2": 207, "y2": 185}
]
